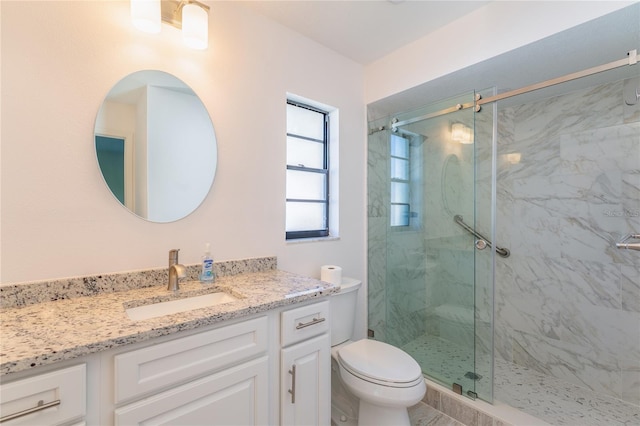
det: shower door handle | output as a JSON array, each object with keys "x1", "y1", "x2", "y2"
[{"x1": 475, "y1": 239, "x2": 488, "y2": 250}]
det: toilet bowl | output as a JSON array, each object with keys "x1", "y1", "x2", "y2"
[{"x1": 330, "y1": 278, "x2": 426, "y2": 426}]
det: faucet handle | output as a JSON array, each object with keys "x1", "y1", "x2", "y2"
[{"x1": 169, "y1": 249, "x2": 180, "y2": 264}]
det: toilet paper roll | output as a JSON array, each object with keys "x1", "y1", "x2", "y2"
[{"x1": 321, "y1": 265, "x2": 342, "y2": 285}]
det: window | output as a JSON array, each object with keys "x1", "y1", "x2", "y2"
[
  {"x1": 286, "y1": 100, "x2": 329, "y2": 239},
  {"x1": 390, "y1": 133, "x2": 410, "y2": 227}
]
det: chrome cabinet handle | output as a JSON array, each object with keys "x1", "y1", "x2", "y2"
[
  {"x1": 288, "y1": 365, "x2": 296, "y2": 404},
  {"x1": 296, "y1": 317, "x2": 326, "y2": 330},
  {"x1": 0, "y1": 399, "x2": 61, "y2": 423}
]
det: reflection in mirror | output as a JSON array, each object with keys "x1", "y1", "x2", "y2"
[{"x1": 94, "y1": 70, "x2": 217, "y2": 223}]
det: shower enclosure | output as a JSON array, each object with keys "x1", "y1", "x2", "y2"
[
  {"x1": 367, "y1": 6, "x2": 639, "y2": 422},
  {"x1": 368, "y1": 88, "x2": 499, "y2": 402}
]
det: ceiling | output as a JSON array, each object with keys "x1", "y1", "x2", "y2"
[{"x1": 239, "y1": 0, "x2": 491, "y2": 64}]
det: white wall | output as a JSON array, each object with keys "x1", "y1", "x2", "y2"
[
  {"x1": 0, "y1": 1, "x2": 365, "y2": 285},
  {"x1": 146, "y1": 86, "x2": 216, "y2": 222},
  {"x1": 364, "y1": 1, "x2": 636, "y2": 103}
]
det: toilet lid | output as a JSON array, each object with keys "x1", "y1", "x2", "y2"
[{"x1": 337, "y1": 340, "x2": 422, "y2": 386}]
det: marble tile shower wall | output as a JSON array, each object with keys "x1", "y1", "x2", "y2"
[{"x1": 494, "y1": 77, "x2": 640, "y2": 406}]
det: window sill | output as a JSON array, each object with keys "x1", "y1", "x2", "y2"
[{"x1": 286, "y1": 236, "x2": 340, "y2": 244}]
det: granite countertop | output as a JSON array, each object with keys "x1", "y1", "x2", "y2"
[{"x1": 0, "y1": 268, "x2": 337, "y2": 376}]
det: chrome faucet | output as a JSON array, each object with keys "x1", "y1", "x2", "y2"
[{"x1": 168, "y1": 249, "x2": 187, "y2": 291}]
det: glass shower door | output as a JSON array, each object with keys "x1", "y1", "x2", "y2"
[{"x1": 367, "y1": 90, "x2": 494, "y2": 401}]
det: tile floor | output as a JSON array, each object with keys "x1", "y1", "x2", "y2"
[
  {"x1": 409, "y1": 403, "x2": 465, "y2": 426},
  {"x1": 402, "y1": 333, "x2": 640, "y2": 426}
]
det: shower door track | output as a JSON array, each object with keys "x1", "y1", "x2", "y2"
[{"x1": 392, "y1": 49, "x2": 638, "y2": 129}]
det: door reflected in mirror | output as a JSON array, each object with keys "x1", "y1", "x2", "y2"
[{"x1": 94, "y1": 70, "x2": 217, "y2": 223}]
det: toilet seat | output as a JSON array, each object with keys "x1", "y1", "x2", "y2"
[{"x1": 337, "y1": 339, "x2": 423, "y2": 388}]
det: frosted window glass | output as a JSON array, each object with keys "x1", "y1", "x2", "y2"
[
  {"x1": 287, "y1": 170, "x2": 326, "y2": 200},
  {"x1": 391, "y1": 158, "x2": 408, "y2": 180},
  {"x1": 391, "y1": 204, "x2": 410, "y2": 227},
  {"x1": 286, "y1": 202, "x2": 325, "y2": 231},
  {"x1": 287, "y1": 104, "x2": 324, "y2": 140},
  {"x1": 390, "y1": 134, "x2": 408, "y2": 158},
  {"x1": 391, "y1": 182, "x2": 409, "y2": 204},
  {"x1": 287, "y1": 136, "x2": 324, "y2": 169}
]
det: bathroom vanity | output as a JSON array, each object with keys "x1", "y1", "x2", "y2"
[{"x1": 0, "y1": 258, "x2": 335, "y2": 425}]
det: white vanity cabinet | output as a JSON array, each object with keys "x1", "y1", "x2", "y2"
[
  {"x1": 111, "y1": 316, "x2": 269, "y2": 425},
  {"x1": 1, "y1": 297, "x2": 332, "y2": 426},
  {"x1": 0, "y1": 364, "x2": 87, "y2": 425},
  {"x1": 280, "y1": 301, "x2": 331, "y2": 426}
]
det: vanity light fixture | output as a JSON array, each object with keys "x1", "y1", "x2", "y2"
[
  {"x1": 131, "y1": 0, "x2": 210, "y2": 50},
  {"x1": 451, "y1": 123, "x2": 473, "y2": 144}
]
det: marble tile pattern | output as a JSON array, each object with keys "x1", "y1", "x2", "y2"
[
  {"x1": 0, "y1": 256, "x2": 277, "y2": 309},
  {"x1": 494, "y1": 358, "x2": 640, "y2": 426},
  {"x1": 418, "y1": 385, "x2": 517, "y2": 426},
  {"x1": 495, "y1": 77, "x2": 640, "y2": 406},
  {"x1": 406, "y1": 332, "x2": 640, "y2": 425},
  {"x1": 408, "y1": 402, "x2": 466, "y2": 426},
  {"x1": 0, "y1": 260, "x2": 338, "y2": 376}
]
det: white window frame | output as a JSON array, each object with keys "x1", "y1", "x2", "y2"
[{"x1": 286, "y1": 99, "x2": 331, "y2": 240}]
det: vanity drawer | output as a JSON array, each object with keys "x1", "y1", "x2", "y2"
[
  {"x1": 0, "y1": 364, "x2": 86, "y2": 425},
  {"x1": 281, "y1": 300, "x2": 330, "y2": 347},
  {"x1": 114, "y1": 316, "x2": 268, "y2": 403}
]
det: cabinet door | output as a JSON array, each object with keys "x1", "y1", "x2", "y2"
[
  {"x1": 280, "y1": 334, "x2": 330, "y2": 426},
  {"x1": 114, "y1": 356, "x2": 268, "y2": 425}
]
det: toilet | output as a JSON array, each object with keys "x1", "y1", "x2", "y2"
[{"x1": 330, "y1": 278, "x2": 426, "y2": 426}]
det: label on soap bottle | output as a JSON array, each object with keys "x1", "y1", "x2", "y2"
[{"x1": 201, "y1": 258, "x2": 214, "y2": 283}]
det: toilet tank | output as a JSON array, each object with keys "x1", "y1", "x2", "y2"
[{"x1": 330, "y1": 277, "x2": 362, "y2": 346}]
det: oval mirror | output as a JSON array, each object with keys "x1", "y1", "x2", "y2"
[{"x1": 94, "y1": 70, "x2": 217, "y2": 223}]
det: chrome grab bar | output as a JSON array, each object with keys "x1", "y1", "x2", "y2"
[
  {"x1": 454, "y1": 215, "x2": 510, "y2": 258},
  {"x1": 616, "y1": 234, "x2": 640, "y2": 251}
]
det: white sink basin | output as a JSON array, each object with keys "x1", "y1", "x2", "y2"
[{"x1": 126, "y1": 292, "x2": 238, "y2": 321}]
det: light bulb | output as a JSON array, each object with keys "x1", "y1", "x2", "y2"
[
  {"x1": 131, "y1": 0, "x2": 161, "y2": 34},
  {"x1": 182, "y1": 3, "x2": 208, "y2": 50}
]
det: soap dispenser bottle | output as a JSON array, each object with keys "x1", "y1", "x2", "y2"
[{"x1": 200, "y1": 243, "x2": 215, "y2": 283}]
